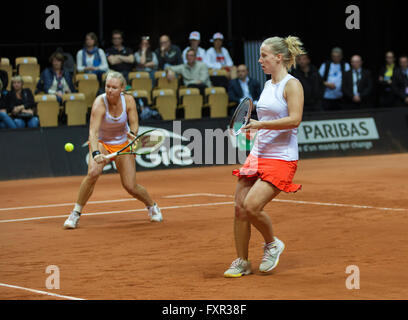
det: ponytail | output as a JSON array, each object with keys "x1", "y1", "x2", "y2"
[{"x1": 262, "y1": 35, "x2": 306, "y2": 70}]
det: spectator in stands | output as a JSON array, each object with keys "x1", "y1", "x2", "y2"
[
  {"x1": 134, "y1": 36, "x2": 159, "y2": 83},
  {"x1": 0, "y1": 78, "x2": 17, "y2": 129},
  {"x1": 55, "y1": 47, "x2": 76, "y2": 78},
  {"x1": 0, "y1": 69, "x2": 8, "y2": 95},
  {"x1": 228, "y1": 64, "x2": 261, "y2": 111},
  {"x1": 165, "y1": 48, "x2": 211, "y2": 96},
  {"x1": 155, "y1": 35, "x2": 183, "y2": 70},
  {"x1": 391, "y1": 55, "x2": 408, "y2": 107},
  {"x1": 378, "y1": 51, "x2": 397, "y2": 107},
  {"x1": 38, "y1": 52, "x2": 76, "y2": 103},
  {"x1": 182, "y1": 31, "x2": 207, "y2": 64},
  {"x1": 106, "y1": 30, "x2": 135, "y2": 81},
  {"x1": 342, "y1": 55, "x2": 373, "y2": 109},
  {"x1": 319, "y1": 47, "x2": 350, "y2": 110},
  {"x1": 290, "y1": 54, "x2": 324, "y2": 111},
  {"x1": 76, "y1": 32, "x2": 109, "y2": 82},
  {"x1": 206, "y1": 32, "x2": 236, "y2": 78},
  {"x1": 8, "y1": 76, "x2": 39, "y2": 128}
]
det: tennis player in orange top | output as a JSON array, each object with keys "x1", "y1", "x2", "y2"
[
  {"x1": 224, "y1": 36, "x2": 305, "y2": 277},
  {"x1": 63, "y1": 71, "x2": 162, "y2": 229}
]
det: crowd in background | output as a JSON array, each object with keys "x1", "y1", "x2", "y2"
[{"x1": 1, "y1": 29, "x2": 408, "y2": 130}]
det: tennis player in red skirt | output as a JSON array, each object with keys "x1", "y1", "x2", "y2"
[{"x1": 224, "y1": 36, "x2": 305, "y2": 277}]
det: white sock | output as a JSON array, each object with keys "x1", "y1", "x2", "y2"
[{"x1": 74, "y1": 203, "x2": 83, "y2": 214}]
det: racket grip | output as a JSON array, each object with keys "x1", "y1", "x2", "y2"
[{"x1": 104, "y1": 152, "x2": 117, "y2": 160}]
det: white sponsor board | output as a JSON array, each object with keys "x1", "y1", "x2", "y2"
[{"x1": 298, "y1": 118, "x2": 379, "y2": 144}]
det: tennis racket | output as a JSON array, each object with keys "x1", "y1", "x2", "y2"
[
  {"x1": 105, "y1": 129, "x2": 166, "y2": 160},
  {"x1": 228, "y1": 97, "x2": 254, "y2": 136}
]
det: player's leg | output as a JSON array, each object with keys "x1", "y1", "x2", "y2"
[
  {"x1": 114, "y1": 154, "x2": 162, "y2": 222},
  {"x1": 63, "y1": 143, "x2": 107, "y2": 229},
  {"x1": 224, "y1": 177, "x2": 256, "y2": 278},
  {"x1": 243, "y1": 179, "x2": 285, "y2": 273}
]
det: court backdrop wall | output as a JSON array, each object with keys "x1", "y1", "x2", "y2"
[{"x1": 1, "y1": 107, "x2": 408, "y2": 181}]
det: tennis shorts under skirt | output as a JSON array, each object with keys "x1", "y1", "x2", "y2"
[{"x1": 232, "y1": 154, "x2": 302, "y2": 193}]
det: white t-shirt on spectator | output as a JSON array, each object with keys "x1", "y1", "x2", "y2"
[{"x1": 206, "y1": 47, "x2": 233, "y2": 69}]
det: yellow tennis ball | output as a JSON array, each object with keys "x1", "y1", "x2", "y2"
[{"x1": 65, "y1": 143, "x2": 74, "y2": 152}]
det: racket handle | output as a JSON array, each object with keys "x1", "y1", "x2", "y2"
[{"x1": 104, "y1": 152, "x2": 117, "y2": 160}]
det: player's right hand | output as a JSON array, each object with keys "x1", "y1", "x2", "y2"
[{"x1": 93, "y1": 154, "x2": 106, "y2": 164}]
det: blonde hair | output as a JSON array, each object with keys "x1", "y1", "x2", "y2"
[
  {"x1": 262, "y1": 36, "x2": 306, "y2": 70},
  {"x1": 11, "y1": 75, "x2": 24, "y2": 85},
  {"x1": 105, "y1": 71, "x2": 127, "y2": 88}
]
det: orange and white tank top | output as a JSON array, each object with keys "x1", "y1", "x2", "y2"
[
  {"x1": 251, "y1": 74, "x2": 299, "y2": 161},
  {"x1": 99, "y1": 93, "x2": 129, "y2": 145}
]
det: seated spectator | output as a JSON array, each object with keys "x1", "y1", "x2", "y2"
[
  {"x1": 76, "y1": 32, "x2": 109, "y2": 82},
  {"x1": 342, "y1": 55, "x2": 373, "y2": 109},
  {"x1": 182, "y1": 31, "x2": 207, "y2": 64},
  {"x1": 0, "y1": 78, "x2": 17, "y2": 129},
  {"x1": 290, "y1": 54, "x2": 324, "y2": 111},
  {"x1": 55, "y1": 47, "x2": 76, "y2": 78},
  {"x1": 155, "y1": 35, "x2": 183, "y2": 70},
  {"x1": 206, "y1": 32, "x2": 236, "y2": 78},
  {"x1": 228, "y1": 64, "x2": 261, "y2": 113},
  {"x1": 319, "y1": 47, "x2": 350, "y2": 110},
  {"x1": 134, "y1": 36, "x2": 158, "y2": 83},
  {"x1": 37, "y1": 52, "x2": 76, "y2": 103},
  {"x1": 8, "y1": 76, "x2": 39, "y2": 128},
  {"x1": 378, "y1": 51, "x2": 397, "y2": 107},
  {"x1": 165, "y1": 48, "x2": 211, "y2": 97},
  {"x1": 106, "y1": 30, "x2": 134, "y2": 81},
  {"x1": 391, "y1": 55, "x2": 408, "y2": 107},
  {"x1": 0, "y1": 68, "x2": 8, "y2": 95}
]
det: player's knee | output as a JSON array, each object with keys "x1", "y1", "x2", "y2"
[
  {"x1": 87, "y1": 168, "x2": 101, "y2": 182},
  {"x1": 243, "y1": 202, "x2": 259, "y2": 218},
  {"x1": 235, "y1": 204, "x2": 249, "y2": 221}
]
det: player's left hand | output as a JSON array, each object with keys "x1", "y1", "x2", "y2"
[
  {"x1": 243, "y1": 119, "x2": 262, "y2": 130},
  {"x1": 127, "y1": 132, "x2": 136, "y2": 141}
]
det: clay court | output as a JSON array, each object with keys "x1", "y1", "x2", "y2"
[{"x1": 0, "y1": 153, "x2": 407, "y2": 300}]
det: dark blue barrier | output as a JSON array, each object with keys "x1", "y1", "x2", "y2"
[{"x1": 1, "y1": 107, "x2": 408, "y2": 181}]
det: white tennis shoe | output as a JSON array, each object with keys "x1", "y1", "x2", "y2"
[
  {"x1": 63, "y1": 211, "x2": 80, "y2": 229},
  {"x1": 259, "y1": 237, "x2": 285, "y2": 273},
  {"x1": 148, "y1": 203, "x2": 163, "y2": 222},
  {"x1": 224, "y1": 258, "x2": 252, "y2": 278}
]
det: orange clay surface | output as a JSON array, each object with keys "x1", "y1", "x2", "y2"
[{"x1": 0, "y1": 153, "x2": 407, "y2": 300}]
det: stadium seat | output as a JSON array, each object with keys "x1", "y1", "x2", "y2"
[
  {"x1": 205, "y1": 87, "x2": 229, "y2": 118},
  {"x1": 16, "y1": 57, "x2": 40, "y2": 82},
  {"x1": 155, "y1": 70, "x2": 178, "y2": 91},
  {"x1": 129, "y1": 72, "x2": 152, "y2": 103},
  {"x1": 179, "y1": 88, "x2": 202, "y2": 119},
  {"x1": 0, "y1": 57, "x2": 10, "y2": 65},
  {"x1": 75, "y1": 73, "x2": 99, "y2": 108},
  {"x1": 15, "y1": 57, "x2": 38, "y2": 66},
  {"x1": 152, "y1": 89, "x2": 177, "y2": 120},
  {"x1": 34, "y1": 94, "x2": 60, "y2": 127},
  {"x1": 63, "y1": 93, "x2": 87, "y2": 126},
  {"x1": 209, "y1": 68, "x2": 229, "y2": 90},
  {"x1": 21, "y1": 76, "x2": 35, "y2": 93}
]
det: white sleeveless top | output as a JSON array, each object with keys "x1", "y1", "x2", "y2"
[
  {"x1": 250, "y1": 74, "x2": 299, "y2": 161},
  {"x1": 99, "y1": 93, "x2": 129, "y2": 145}
]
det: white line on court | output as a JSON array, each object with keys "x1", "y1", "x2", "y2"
[
  {"x1": 0, "y1": 202, "x2": 235, "y2": 224},
  {"x1": 164, "y1": 193, "x2": 408, "y2": 212},
  {"x1": 0, "y1": 283, "x2": 85, "y2": 300},
  {"x1": 0, "y1": 198, "x2": 138, "y2": 212}
]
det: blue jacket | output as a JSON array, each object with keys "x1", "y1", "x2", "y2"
[
  {"x1": 36, "y1": 68, "x2": 76, "y2": 94},
  {"x1": 228, "y1": 77, "x2": 262, "y2": 104}
]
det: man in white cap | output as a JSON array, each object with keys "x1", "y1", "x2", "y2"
[{"x1": 182, "y1": 31, "x2": 207, "y2": 65}]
